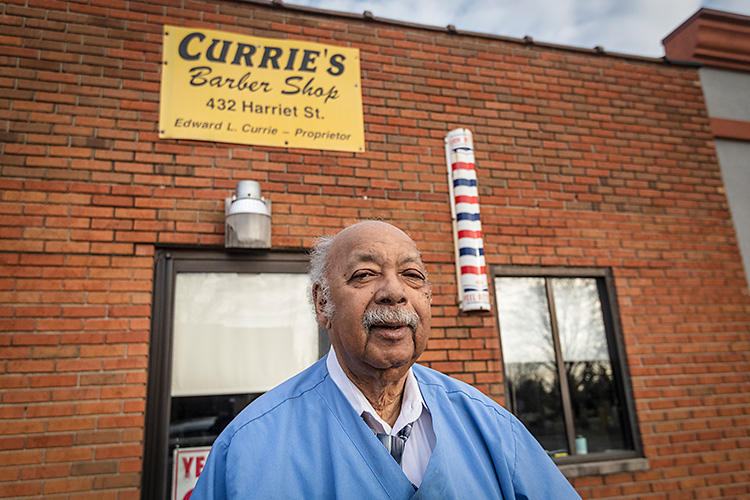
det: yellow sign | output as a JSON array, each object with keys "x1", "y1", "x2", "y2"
[{"x1": 159, "y1": 26, "x2": 364, "y2": 153}]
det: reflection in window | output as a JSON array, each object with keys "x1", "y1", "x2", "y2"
[
  {"x1": 495, "y1": 273, "x2": 635, "y2": 460},
  {"x1": 495, "y1": 278, "x2": 567, "y2": 453},
  {"x1": 552, "y1": 278, "x2": 626, "y2": 455}
]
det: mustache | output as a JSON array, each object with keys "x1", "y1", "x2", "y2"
[{"x1": 362, "y1": 306, "x2": 419, "y2": 332}]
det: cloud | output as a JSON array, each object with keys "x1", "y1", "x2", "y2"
[{"x1": 292, "y1": 0, "x2": 750, "y2": 57}]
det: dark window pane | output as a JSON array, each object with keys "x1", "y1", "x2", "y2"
[
  {"x1": 552, "y1": 278, "x2": 627, "y2": 454},
  {"x1": 506, "y1": 362, "x2": 568, "y2": 454},
  {"x1": 169, "y1": 393, "x2": 261, "y2": 449},
  {"x1": 167, "y1": 393, "x2": 261, "y2": 500},
  {"x1": 495, "y1": 277, "x2": 568, "y2": 455},
  {"x1": 564, "y1": 360, "x2": 625, "y2": 454}
]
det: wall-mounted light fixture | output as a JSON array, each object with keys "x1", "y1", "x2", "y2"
[{"x1": 225, "y1": 180, "x2": 271, "y2": 249}]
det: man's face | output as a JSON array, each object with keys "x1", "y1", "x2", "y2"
[{"x1": 314, "y1": 222, "x2": 432, "y2": 385}]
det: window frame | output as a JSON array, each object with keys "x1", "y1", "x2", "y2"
[
  {"x1": 141, "y1": 249, "x2": 325, "y2": 500},
  {"x1": 491, "y1": 266, "x2": 643, "y2": 466}
]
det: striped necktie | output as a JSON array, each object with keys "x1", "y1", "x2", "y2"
[{"x1": 375, "y1": 423, "x2": 413, "y2": 466}]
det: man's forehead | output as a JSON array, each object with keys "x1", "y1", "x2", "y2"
[
  {"x1": 348, "y1": 249, "x2": 424, "y2": 268},
  {"x1": 328, "y1": 222, "x2": 424, "y2": 269}
]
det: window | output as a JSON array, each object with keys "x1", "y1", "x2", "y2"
[
  {"x1": 142, "y1": 250, "x2": 327, "y2": 500},
  {"x1": 493, "y1": 267, "x2": 641, "y2": 464}
]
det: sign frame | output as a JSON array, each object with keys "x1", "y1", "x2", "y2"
[
  {"x1": 172, "y1": 446, "x2": 212, "y2": 500},
  {"x1": 159, "y1": 25, "x2": 365, "y2": 153}
]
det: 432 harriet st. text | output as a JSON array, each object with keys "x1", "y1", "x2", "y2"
[{"x1": 205, "y1": 99, "x2": 324, "y2": 119}]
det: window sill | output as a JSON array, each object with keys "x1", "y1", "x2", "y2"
[{"x1": 558, "y1": 457, "x2": 649, "y2": 478}]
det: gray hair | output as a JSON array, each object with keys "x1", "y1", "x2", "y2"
[{"x1": 308, "y1": 234, "x2": 335, "y2": 318}]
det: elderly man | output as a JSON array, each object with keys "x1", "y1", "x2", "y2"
[{"x1": 191, "y1": 220, "x2": 581, "y2": 499}]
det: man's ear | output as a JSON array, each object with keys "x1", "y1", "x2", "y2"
[{"x1": 312, "y1": 282, "x2": 332, "y2": 329}]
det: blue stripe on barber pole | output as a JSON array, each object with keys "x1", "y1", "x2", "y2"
[
  {"x1": 459, "y1": 247, "x2": 484, "y2": 256},
  {"x1": 453, "y1": 179, "x2": 477, "y2": 188},
  {"x1": 456, "y1": 213, "x2": 480, "y2": 221},
  {"x1": 445, "y1": 128, "x2": 491, "y2": 312}
]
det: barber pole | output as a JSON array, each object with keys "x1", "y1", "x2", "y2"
[{"x1": 445, "y1": 129, "x2": 491, "y2": 312}]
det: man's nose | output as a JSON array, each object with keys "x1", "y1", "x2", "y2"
[{"x1": 374, "y1": 273, "x2": 407, "y2": 305}]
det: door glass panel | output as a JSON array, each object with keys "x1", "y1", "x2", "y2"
[
  {"x1": 172, "y1": 272, "x2": 318, "y2": 396},
  {"x1": 168, "y1": 271, "x2": 319, "y2": 499},
  {"x1": 552, "y1": 278, "x2": 627, "y2": 454},
  {"x1": 495, "y1": 277, "x2": 567, "y2": 455}
]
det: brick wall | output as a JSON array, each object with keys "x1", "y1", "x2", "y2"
[{"x1": 1, "y1": 1, "x2": 749, "y2": 498}]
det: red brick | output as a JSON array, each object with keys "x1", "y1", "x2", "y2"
[
  {"x1": 42, "y1": 476, "x2": 94, "y2": 494},
  {"x1": 44, "y1": 447, "x2": 94, "y2": 463},
  {"x1": 26, "y1": 434, "x2": 75, "y2": 449},
  {"x1": 20, "y1": 464, "x2": 70, "y2": 480},
  {"x1": 3, "y1": 388, "x2": 53, "y2": 404},
  {"x1": 0, "y1": 481, "x2": 43, "y2": 497},
  {"x1": 47, "y1": 417, "x2": 97, "y2": 432}
]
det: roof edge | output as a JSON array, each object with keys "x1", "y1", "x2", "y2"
[{"x1": 663, "y1": 7, "x2": 750, "y2": 44}]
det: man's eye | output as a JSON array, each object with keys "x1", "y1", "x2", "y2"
[
  {"x1": 403, "y1": 271, "x2": 426, "y2": 281},
  {"x1": 351, "y1": 271, "x2": 375, "y2": 280}
]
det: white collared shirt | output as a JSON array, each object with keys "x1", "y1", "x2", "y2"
[{"x1": 326, "y1": 348, "x2": 436, "y2": 487}]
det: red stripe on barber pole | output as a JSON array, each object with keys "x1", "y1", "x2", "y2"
[
  {"x1": 460, "y1": 266, "x2": 486, "y2": 275},
  {"x1": 452, "y1": 162, "x2": 475, "y2": 171},
  {"x1": 458, "y1": 230, "x2": 482, "y2": 239},
  {"x1": 455, "y1": 196, "x2": 479, "y2": 204}
]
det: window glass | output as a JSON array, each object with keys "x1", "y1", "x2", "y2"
[
  {"x1": 172, "y1": 272, "x2": 319, "y2": 396},
  {"x1": 552, "y1": 278, "x2": 626, "y2": 454},
  {"x1": 494, "y1": 272, "x2": 635, "y2": 461},
  {"x1": 495, "y1": 277, "x2": 567, "y2": 454}
]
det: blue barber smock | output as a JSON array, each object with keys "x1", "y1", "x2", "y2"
[{"x1": 191, "y1": 356, "x2": 581, "y2": 499}]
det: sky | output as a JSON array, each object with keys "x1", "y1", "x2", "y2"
[{"x1": 290, "y1": 0, "x2": 750, "y2": 58}]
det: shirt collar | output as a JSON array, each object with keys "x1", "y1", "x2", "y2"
[{"x1": 326, "y1": 346, "x2": 426, "y2": 435}]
